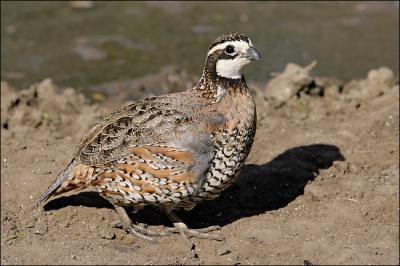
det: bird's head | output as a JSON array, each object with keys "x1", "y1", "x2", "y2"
[{"x1": 203, "y1": 33, "x2": 261, "y2": 80}]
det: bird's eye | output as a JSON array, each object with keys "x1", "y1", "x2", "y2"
[{"x1": 225, "y1": 45, "x2": 235, "y2": 54}]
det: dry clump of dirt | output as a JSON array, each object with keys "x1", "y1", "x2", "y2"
[
  {"x1": 0, "y1": 79, "x2": 105, "y2": 141},
  {"x1": 1, "y1": 64, "x2": 399, "y2": 265}
]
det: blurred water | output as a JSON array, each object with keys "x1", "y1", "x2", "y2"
[{"x1": 1, "y1": 1, "x2": 399, "y2": 93}]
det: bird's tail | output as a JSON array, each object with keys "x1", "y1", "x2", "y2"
[{"x1": 38, "y1": 159, "x2": 76, "y2": 204}]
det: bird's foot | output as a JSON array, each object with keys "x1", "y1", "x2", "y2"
[
  {"x1": 166, "y1": 222, "x2": 223, "y2": 240},
  {"x1": 124, "y1": 223, "x2": 172, "y2": 242},
  {"x1": 114, "y1": 205, "x2": 169, "y2": 242},
  {"x1": 162, "y1": 222, "x2": 224, "y2": 248},
  {"x1": 162, "y1": 209, "x2": 225, "y2": 248},
  {"x1": 113, "y1": 205, "x2": 224, "y2": 246}
]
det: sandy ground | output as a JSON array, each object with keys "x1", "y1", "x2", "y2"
[{"x1": 1, "y1": 64, "x2": 399, "y2": 265}]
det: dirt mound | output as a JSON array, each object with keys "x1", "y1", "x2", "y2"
[
  {"x1": 0, "y1": 79, "x2": 109, "y2": 141},
  {"x1": 263, "y1": 61, "x2": 397, "y2": 107},
  {"x1": 1, "y1": 65, "x2": 399, "y2": 265}
]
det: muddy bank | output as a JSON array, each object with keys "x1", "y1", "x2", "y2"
[{"x1": 1, "y1": 64, "x2": 399, "y2": 265}]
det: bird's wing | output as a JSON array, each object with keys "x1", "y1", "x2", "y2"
[{"x1": 75, "y1": 93, "x2": 216, "y2": 165}]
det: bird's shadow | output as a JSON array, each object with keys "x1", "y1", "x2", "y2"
[{"x1": 44, "y1": 144, "x2": 345, "y2": 228}]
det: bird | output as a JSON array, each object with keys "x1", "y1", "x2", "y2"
[{"x1": 39, "y1": 32, "x2": 261, "y2": 245}]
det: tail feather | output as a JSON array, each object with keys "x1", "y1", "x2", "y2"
[{"x1": 38, "y1": 159, "x2": 75, "y2": 204}]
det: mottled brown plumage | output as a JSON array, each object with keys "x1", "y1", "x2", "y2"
[{"x1": 40, "y1": 33, "x2": 260, "y2": 244}]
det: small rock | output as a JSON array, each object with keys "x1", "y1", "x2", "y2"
[
  {"x1": 115, "y1": 231, "x2": 125, "y2": 241},
  {"x1": 101, "y1": 231, "x2": 116, "y2": 240},
  {"x1": 304, "y1": 259, "x2": 314, "y2": 266},
  {"x1": 310, "y1": 193, "x2": 320, "y2": 202},
  {"x1": 25, "y1": 222, "x2": 35, "y2": 228},
  {"x1": 328, "y1": 172, "x2": 336, "y2": 178},
  {"x1": 121, "y1": 234, "x2": 135, "y2": 245},
  {"x1": 217, "y1": 246, "x2": 231, "y2": 256},
  {"x1": 112, "y1": 221, "x2": 123, "y2": 229},
  {"x1": 62, "y1": 221, "x2": 70, "y2": 228},
  {"x1": 34, "y1": 223, "x2": 48, "y2": 235},
  {"x1": 34, "y1": 229, "x2": 47, "y2": 235},
  {"x1": 333, "y1": 161, "x2": 348, "y2": 173},
  {"x1": 189, "y1": 248, "x2": 199, "y2": 259},
  {"x1": 349, "y1": 163, "x2": 359, "y2": 174}
]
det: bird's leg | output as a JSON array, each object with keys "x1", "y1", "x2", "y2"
[
  {"x1": 113, "y1": 205, "x2": 171, "y2": 241},
  {"x1": 163, "y1": 208, "x2": 224, "y2": 244},
  {"x1": 113, "y1": 205, "x2": 223, "y2": 245}
]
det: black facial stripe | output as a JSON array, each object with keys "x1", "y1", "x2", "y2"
[{"x1": 218, "y1": 52, "x2": 239, "y2": 60}]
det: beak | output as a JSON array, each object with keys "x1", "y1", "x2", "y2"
[{"x1": 243, "y1": 47, "x2": 261, "y2": 61}]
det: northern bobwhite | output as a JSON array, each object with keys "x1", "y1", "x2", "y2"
[{"x1": 39, "y1": 33, "x2": 260, "y2": 244}]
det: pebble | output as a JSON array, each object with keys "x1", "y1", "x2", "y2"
[
  {"x1": 121, "y1": 234, "x2": 135, "y2": 245},
  {"x1": 34, "y1": 224, "x2": 48, "y2": 235},
  {"x1": 63, "y1": 221, "x2": 70, "y2": 228},
  {"x1": 217, "y1": 246, "x2": 231, "y2": 256},
  {"x1": 310, "y1": 193, "x2": 320, "y2": 202},
  {"x1": 112, "y1": 221, "x2": 123, "y2": 229},
  {"x1": 34, "y1": 229, "x2": 46, "y2": 235},
  {"x1": 101, "y1": 231, "x2": 116, "y2": 240},
  {"x1": 349, "y1": 163, "x2": 359, "y2": 174},
  {"x1": 304, "y1": 259, "x2": 314, "y2": 266},
  {"x1": 26, "y1": 223, "x2": 34, "y2": 228},
  {"x1": 116, "y1": 231, "x2": 125, "y2": 241}
]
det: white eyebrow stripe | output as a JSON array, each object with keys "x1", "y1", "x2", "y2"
[{"x1": 207, "y1": 40, "x2": 250, "y2": 56}]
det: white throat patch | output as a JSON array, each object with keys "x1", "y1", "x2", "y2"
[{"x1": 216, "y1": 57, "x2": 250, "y2": 79}]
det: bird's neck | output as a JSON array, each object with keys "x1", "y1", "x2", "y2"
[{"x1": 193, "y1": 60, "x2": 248, "y2": 100}]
